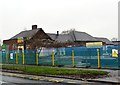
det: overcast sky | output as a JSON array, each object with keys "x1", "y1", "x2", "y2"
[{"x1": 0, "y1": 0, "x2": 119, "y2": 41}]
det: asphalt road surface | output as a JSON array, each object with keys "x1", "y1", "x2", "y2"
[
  {"x1": 0, "y1": 75, "x2": 115, "y2": 85},
  {"x1": 1, "y1": 75, "x2": 67, "y2": 85}
]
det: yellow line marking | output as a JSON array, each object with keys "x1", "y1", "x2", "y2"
[
  {"x1": 48, "y1": 79, "x2": 60, "y2": 82},
  {"x1": 32, "y1": 77, "x2": 39, "y2": 80}
]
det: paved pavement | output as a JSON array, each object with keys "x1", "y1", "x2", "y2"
[
  {"x1": 87, "y1": 69, "x2": 120, "y2": 84},
  {"x1": 78, "y1": 69, "x2": 120, "y2": 84}
]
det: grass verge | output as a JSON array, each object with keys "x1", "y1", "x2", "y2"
[{"x1": 1, "y1": 64, "x2": 109, "y2": 79}]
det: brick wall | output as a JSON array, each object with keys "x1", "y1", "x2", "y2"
[{"x1": 3, "y1": 39, "x2": 17, "y2": 50}]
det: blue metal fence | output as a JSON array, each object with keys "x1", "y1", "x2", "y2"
[{"x1": 1, "y1": 45, "x2": 119, "y2": 69}]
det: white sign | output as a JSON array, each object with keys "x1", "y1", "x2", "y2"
[{"x1": 10, "y1": 53, "x2": 13, "y2": 59}]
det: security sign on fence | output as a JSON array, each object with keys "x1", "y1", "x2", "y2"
[{"x1": 112, "y1": 49, "x2": 118, "y2": 57}]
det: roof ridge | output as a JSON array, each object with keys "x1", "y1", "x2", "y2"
[
  {"x1": 10, "y1": 28, "x2": 40, "y2": 39},
  {"x1": 74, "y1": 31, "x2": 95, "y2": 38},
  {"x1": 20, "y1": 28, "x2": 39, "y2": 33}
]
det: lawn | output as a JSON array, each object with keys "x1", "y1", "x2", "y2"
[{"x1": 1, "y1": 64, "x2": 109, "y2": 79}]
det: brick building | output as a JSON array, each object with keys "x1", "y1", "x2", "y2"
[{"x1": 3, "y1": 25, "x2": 114, "y2": 51}]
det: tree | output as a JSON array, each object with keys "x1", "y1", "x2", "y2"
[
  {"x1": 61, "y1": 28, "x2": 76, "y2": 34},
  {"x1": 0, "y1": 39, "x2": 2, "y2": 51},
  {"x1": 111, "y1": 37, "x2": 117, "y2": 41}
]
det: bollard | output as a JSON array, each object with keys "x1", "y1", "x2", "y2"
[
  {"x1": 16, "y1": 51, "x2": 18, "y2": 64},
  {"x1": 22, "y1": 51, "x2": 24, "y2": 65},
  {"x1": 36, "y1": 52, "x2": 39, "y2": 65},
  {"x1": 6, "y1": 52, "x2": 8, "y2": 64},
  {"x1": 72, "y1": 50, "x2": 75, "y2": 66},
  {"x1": 52, "y1": 51, "x2": 54, "y2": 66},
  {"x1": 97, "y1": 48, "x2": 101, "y2": 69}
]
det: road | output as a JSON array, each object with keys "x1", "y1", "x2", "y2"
[
  {"x1": 0, "y1": 75, "x2": 114, "y2": 85},
  {"x1": 1, "y1": 75, "x2": 70, "y2": 85}
]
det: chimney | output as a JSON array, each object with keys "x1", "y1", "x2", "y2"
[
  {"x1": 32, "y1": 25, "x2": 37, "y2": 30},
  {"x1": 57, "y1": 31, "x2": 59, "y2": 36}
]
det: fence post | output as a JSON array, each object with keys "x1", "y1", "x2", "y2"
[
  {"x1": 72, "y1": 50, "x2": 75, "y2": 67},
  {"x1": 16, "y1": 51, "x2": 18, "y2": 64},
  {"x1": 6, "y1": 52, "x2": 8, "y2": 64},
  {"x1": 22, "y1": 51, "x2": 24, "y2": 65},
  {"x1": 52, "y1": 51, "x2": 54, "y2": 66},
  {"x1": 97, "y1": 48, "x2": 101, "y2": 69},
  {"x1": 36, "y1": 51, "x2": 38, "y2": 65}
]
